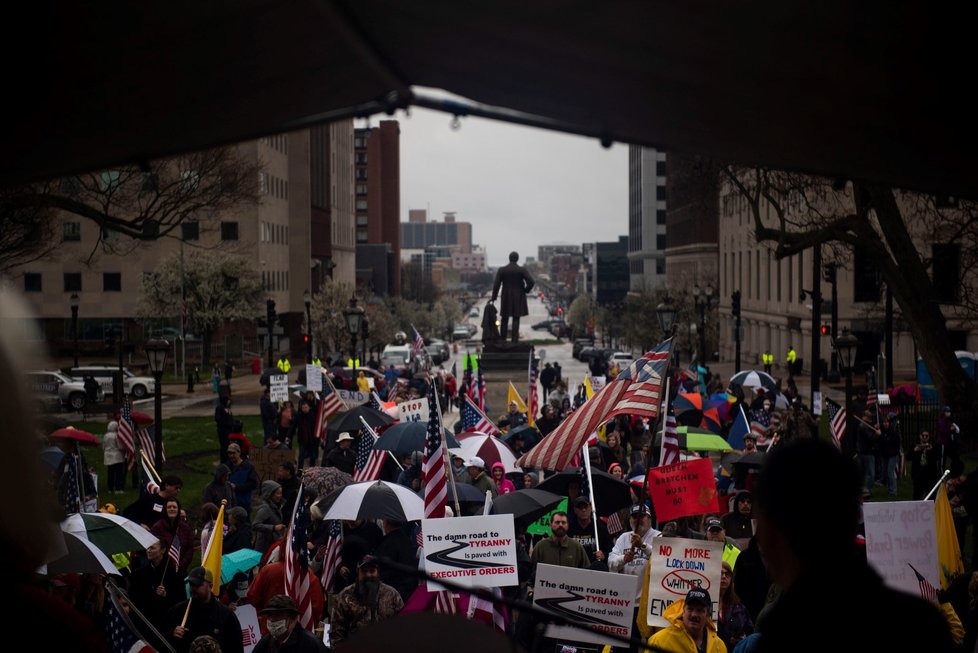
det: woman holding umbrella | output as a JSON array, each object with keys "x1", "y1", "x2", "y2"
[{"x1": 150, "y1": 497, "x2": 194, "y2": 577}]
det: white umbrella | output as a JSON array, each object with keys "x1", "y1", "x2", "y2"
[
  {"x1": 727, "y1": 369, "x2": 778, "y2": 395},
  {"x1": 449, "y1": 432, "x2": 522, "y2": 474},
  {"x1": 773, "y1": 393, "x2": 790, "y2": 410},
  {"x1": 42, "y1": 531, "x2": 121, "y2": 576},
  {"x1": 62, "y1": 512, "x2": 161, "y2": 555},
  {"x1": 316, "y1": 480, "x2": 425, "y2": 522}
]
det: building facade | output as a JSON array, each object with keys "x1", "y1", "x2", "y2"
[
  {"x1": 627, "y1": 146, "x2": 668, "y2": 292},
  {"x1": 354, "y1": 120, "x2": 401, "y2": 294}
]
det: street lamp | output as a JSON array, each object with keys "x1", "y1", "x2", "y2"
[
  {"x1": 834, "y1": 328, "x2": 859, "y2": 457},
  {"x1": 70, "y1": 293, "x2": 80, "y2": 367},
  {"x1": 303, "y1": 289, "x2": 313, "y2": 363},
  {"x1": 144, "y1": 337, "x2": 171, "y2": 470},
  {"x1": 693, "y1": 285, "x2": 713, "y2": 364},
  {"x1": 656, "y1": 298, "x2": 677, "y2": 336},
  {"x1": 342, "y1": 295, "x2": 364, "y2": 372}
]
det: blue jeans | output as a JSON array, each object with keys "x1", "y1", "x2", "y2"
[
  {"x1": 885, "y1": 455, "x2": 899, "y2": 496},
  {"x1": 859, "y1": 454, "x2": 876, "y2": 493}
]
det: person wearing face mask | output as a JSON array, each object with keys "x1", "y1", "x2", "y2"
[
  {"x1": 220, "y1": 571, "x2": 253, "y2": 612},
  {"x1": 329, "y1": 555, "x2": 404, "y2": 647},
  {"x1": 253, "y1": 594, "x2": 328, "y2": 653}
]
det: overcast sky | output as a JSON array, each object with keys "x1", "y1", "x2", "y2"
[{"x1": 388, "y1": 105, "x2": 629, "y2": 268}]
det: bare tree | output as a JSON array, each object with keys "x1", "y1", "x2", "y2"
[{"x1": 724, "y1": 167, "x2": 977, "y2": 411}]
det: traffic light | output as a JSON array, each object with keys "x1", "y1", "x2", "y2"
[
  {"x1": 303, "y1": 334, "x2": 310, "y2": 344},
  {"x1": 820, "y1": 324, "x2": 832, "y2": 336},
  {"x1": 731, "y1": 290, "x2": 741, "y2": 317}
]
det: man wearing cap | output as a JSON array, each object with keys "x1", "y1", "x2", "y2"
[
  {"x1": 705, "y1": 516, "x2": 741, "y2": 570},
  {"x1": 253, "y1": 594, "x2": 328, "y2": 653},
  {"x1": 609, "y1": 503, "x2": 662, "y2": 586},
  {"x1": 123, "y1": 474, "x2": 183, "y2": 528},
  {"x1": 464, "y1": 456, "x2": 498, "y2": 499},
  {"x1": 165, "y1": 566, "x2": 243, "y2": 653},
  {"x1": 324, "y1": 432, "x2": 357, "y2": 475},
  {"x1": 227, "y1": 443, "x2": 259, "y2": 514},
  {"x1": 721, "y1": 490, "x2": 754, "y2": 550},
  {"x1": 566, "y1": 496, "x2": 612, "y2": 570},
  {"x1": 647, "y1": 587, "x2": 725, "y2": 653},
  {"x1": 530, "y1": 511, "x2": 590, "y2": 571},
  {"x1": 330, "y1": 555, "x2": 404, "y2": 647}
]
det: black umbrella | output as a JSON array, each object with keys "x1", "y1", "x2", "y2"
[
  {"x1": 327, "y1": 405, "x2": 396, "y2": 435},
  {"x1": 502, "y1": 424, "x2": 542, "y2": 449},
  {"x1": 374, "y1": 421, "x2": 460, "y2": 455},
  {"x1": 416, "y1": 481, "x2": 485, "y2": 505},
  {"x1": 537, "y1": 467, "x2": 632, "y2": 517},
  {"x1": 491, "y1": 488, "x2": 565, "y2": 526}
]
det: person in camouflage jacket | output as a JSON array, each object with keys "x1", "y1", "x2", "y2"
[{"x1": 329, "y1": 555, "x2": 403, "y2": 646}]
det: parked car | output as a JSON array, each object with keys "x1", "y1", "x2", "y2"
[
  {"x1": 26, "y1": 370, "x2": 102, "y2": 411},
  {"x1": 607, "y1": 352, "x2": 634, "y2": 368},
  {"x1": 427, "y1": 338, "x2": 451, "y2": 365},
  {"x1": 69, "y1": 365, "x2": 156, "y2": 399},
  {"x1": 548, "y1": 321, "x2": 572, "y2": 338},
  {"x1": 469, "y1": 307, "x2": 481, "y2": 318},
  {"x1": 532, "y1": 319, "x2": 560, "y2": 331},
  {"x1": 573, "y1": 338, "x2": 594, "y2": 359},
  {"x1": 452, "y1": 325, "x2": 472, "y2": 341}
]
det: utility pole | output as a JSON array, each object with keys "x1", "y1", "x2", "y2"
[
  {"x1": 826, "y1": 263, "x2": 839, "y2": 382},
  {"x1": 266, "y1": 298, "x2": 276, "y2": 369},
  {"x1": 811, "y1": 246, "x2": 822, "y2": 409},
  {"x1": 731, "y1": 290, "x2": 742, "y2": 373}
]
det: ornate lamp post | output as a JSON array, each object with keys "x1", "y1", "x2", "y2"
[
  {"x1": 693, "y1": 285, "x2": 713, "y2": 363},
  {"x1": 144, "y1": 337, "x2": 171, "y2": 469},
  {"x1": 656, "y1": 298, "x2": 677, "y2": 337},
  {"x1": 343, "y1": 295, "x2": 365, "y2": 374}
]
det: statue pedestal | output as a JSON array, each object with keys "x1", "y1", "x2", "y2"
[{"x1": 477, "y1": 345, "x2": 534, "y2": 418}]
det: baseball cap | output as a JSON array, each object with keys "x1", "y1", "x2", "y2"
[
  {"x1": 705, "y1": 516, "x2": 723, "y2": 531},
  {"x1": 464, "y1": 456, "x2": 485, "y2": 470},
  {"x1": 259, "y1": 594, "x2": 300, "y2": 615},
  {"x1": 357, "y1": 554, "x2": 380, "y2": 570},
  {"x1": 573, "y1": 496, "x2": 591, "y2": 507},
  {"x1": 685, "y1": 587, "x2": 711, "y2": 607},
  {"x1": 336, "y1": 432, "x2": 354, "y2": 443},
  {"x1": 630, "y1": 503, "x2": 651, "y2": 516},
  {"x1": 186, "y1": 566, "x2": 214, "y2": 586}
]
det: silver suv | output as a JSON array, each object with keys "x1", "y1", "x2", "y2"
[
  {"x1": 26, "y1": 370, "x2": 103, "y2": 411},
  {"x1": 69, "y1": 366, "x2": 156, "y2": 399}
]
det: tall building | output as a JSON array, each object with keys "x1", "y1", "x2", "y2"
[
  {"x1": 663, "y1": 153, "x2": 719, "y2": 287},
  {"x1": 354, "y1": 120, "x2": 401, "y2": 294},
  {"x1": 400, "y1": 210, "x2": 473, "y2": 253},
  {"x1": 310, "y1": 120, "x2": 356, "y2": 290},
  {"x1": 627, "y1": 146, "x2": 668, "y2": 291},
  {"x1": 591, "y1": 236, "x2": 630, "y2": 305},
  {"x1": 537, "y1": 243, "x2": 580, "y2": 268}
]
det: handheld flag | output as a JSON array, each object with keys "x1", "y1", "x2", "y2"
[
  {"x1": 285, "y1": 485, "x2": 315, "y2": 630},
  {"x1": 825, "y1": 397, "x2": 847, "y2": 450},
  {"x1": 354, "y1": 416, "x2": 386, "y2": 482},
  {"x1": 909, "y1": 563, "x2": 939, "y2": 604},
  {"x1": 507, "y1": 382, "x2": 527, "y2": 413},
  {"x1": 727, "y1": 404, "x2": 750, "y2": 451},
  {"x1": 461, "y1": 395, "x2": 501, "y2": 435},
  {"x1": 201, "y1": 502, "x2": 225, "y2": 596},
  {"x1": 657, "y1": 378, "x2": 679, "y2": 467},
  {"x1": 320, "y1": 519, "x2": 343, "y2": 593},
  {"x1": 105, "y1": 582, "x2": 154, "y2": 653},
  {"x1": 117, "y1": 397, "x2": 137, "y2": 468},
  {"x1": 584, "y1": 374, "x2": 594, "y2": 400},
  {"x1": 935, "y1": 482, "x2": 965, "y2": 588}
]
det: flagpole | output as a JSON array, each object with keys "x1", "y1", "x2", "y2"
[
  {"x1": 581, "y1": 443, "x2": 601, "y2": 549},
  {"x1": 925, "y1": 469, "x2": 952, "y2": 501},
  {"x1": 106, "y1": 578, "x2": 178, "y2": 653},
  {"x1": 434, "y1": 383, "x2": 461, "y2": 517},
  {"x1": 140, "y1": 448, "x2": 163, "y2": 485}
]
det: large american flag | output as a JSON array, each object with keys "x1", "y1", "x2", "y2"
[
  {"x1": 461, "y1": 395, "x2": 500, "y2": 435},
  {"x1": 284, "y1": 485, "x2": 315, "y2": 630},
  {"x1": 61, "y1": 453, "x2": 82, "y2": 515},
  {"x1": 520, "y1": 338, "x2": 673, "y2": 471},
  {"x1": 117, "y1": 397, "x2": 136, "y2": 468},
  {"x1": 104, "y1": 582, "x2": 153, "y2": 653},
  {"x1": 528, "y1": 354, "x2": 539, "y2": 427},
  {"x1": 423, "y1": 387, "x2": 448, "y2": 518},
  {"x1": 316, "y1": 378, "x2": 346, "y2": 445},
  {"x1": 137, "y1": 426, "x2": 160, "y2": 465},
  {"x1": 320, "y1": 519, "x2": 343, "y2": 594},
  {"x1": 826, "y1": 397, "x2": 847, "y2": 450},
  {"x1": 354, "y1": 416, "x2": 386, "y2": 482}
]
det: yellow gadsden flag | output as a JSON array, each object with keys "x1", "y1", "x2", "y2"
[
  {"x1": 507, "y1": 381, "x2": 527, "y2": 413},
  {"x1": 201, "y1": 501, "x2": 226, "y2": 595},
  {"x1": 584, "y1": 374, "x2": 594, "y2": 400},
  {"x1": 935, "y1": 483, "x2": 964, "y2": 588}
]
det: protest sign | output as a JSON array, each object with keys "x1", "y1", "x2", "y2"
[
  {"x1": 398, "y1": 397, "x2": 429, "y2": 423},
  {"x1": 533, "y1": 564, "x2": 636, "y2": 646},
  {"x1": 647, "y1": 458, "x2": 719, "y2": 523},
  {"x1": 863, "y1": 500, "x2": 940, "y2": 597},
  {"x1": 590, "y1": 376, "x2": 607, "y2": 391},
  {"x1": 305, "y1": 365, "x2": 322, "y2": 392},
  {"x1": 526, "y1": 498, "x2": 569, "y2": 536},
  {"x1": 236, "y1": 604, "x2": 260, "y2": 653},
  {"x1": 337, "y1": 389, "x2": 369, "y2": 405},
  {"x1": 645, "y1": 537, "x2": 723, "y2": 628},
  {"x1": 269, "y1": 374, "x2": 289, "y2": 402},
  {"x1": 422, "y1": 514, "x2": 518, "y2": 590},
  {"x1": 249, "y1": 447, "x2": 297, "y2": 483}
]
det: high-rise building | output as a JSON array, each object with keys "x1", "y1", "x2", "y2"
[
  {"x1": 627, "y1": 146, "x2": 668, "y2": 291},
  {"x1": 663, "y1": 153, "x2": 719, "y2": 286},
  {"x1": 400, "y1": 210, "x2": 473, "y2": 253},
  {"x1": 310, "y1": 120, "x2": 356, "y2": 290},
  {"x1": 354, "y1": 120, "x2": 401, "y2": 294},
  {"x1": 592, "y1": 236, "x2": 630, "y2": 305}
]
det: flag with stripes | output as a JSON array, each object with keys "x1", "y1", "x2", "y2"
[
  {"x1": 750, "y1": 421, "x2": 769, "y2": 441},
  {"x1": 461, "y1": 587, "x2": 508, "y2": 632},
  {"x1": 528, "y1": 355, "x2": 539, "y2": 427},
  {"x1": 285, "y1": 485, "x2": 315, "y2": 630},
  {"x1": 909, "y1": 563, "x2": 939, "y2": 603},
  {"x1": 423, "y1": 387, "x2": 448, "y2": 519},
  {"x1": 368, "y1": 391, "x2": 383, "y2": 411},
  {"x1": 316, "y1": 379, "x2": 346, "y2": 445},
  {"x1": 461, "y1": 395, "x2": 500, "y2": 435},
  {"x1": 320, "y1": 519, "x2": 343, "y2": 594},
  {"x1": 60, "y1": 453, "x2": 82, "y2": 515},
  {"x1": 167, "y1": 536, "x2": 180, "y2": 568},
  {"x1": 519, "y1": 339, "x2": 672, "y2": 471},
  {"x1": 105, "y1": 582, "x2": 154, "y2": 653},
  {"x1": 354, "y1": 417, "x2": 386, "y2": 482},
  {"x1": 825, "y1": 397, "x2": 847, "y2": 449},
  {"x1": 477, "y1": 359, "x2": 487, "y2": 412},
  {"x1": 140, "y1": 454, "x2": 160, "y2": 495},
  {"x1": 411, "y1": 325, "x2": 426, "y2": 360},
  {"x1": 117, "y1": 397, "x2": 136, "y2": 468},
  {"x1": 866, "y1": 392, "x2": 879, "y2": 423},
  {"x1": 137, "y1": 426, "x2": 162, "y2": 465},
  {"x1": 605, "y1": 338, "x2": 673, "y2": 421},
  {"x1": 660, "y1": 411, "x2": 680, "y2": 467},
  {"x1": 606, "y1": 510, "x2": 627, "y2": 536}
]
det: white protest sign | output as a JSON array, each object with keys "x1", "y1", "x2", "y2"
[
  {"x1": 591, "y1": 375, "x2": 607, "y2": 391},
  {"x1": 337, "y1": 389, "x2": 369, "y2": 405},
  {"x1": 533, "y1": 564, "x2": 636, "y2": 645},
  {"x1": 270, "y1": 374, "x2": 289, "y2": 402},
  {"x1": 398, "y1": 397, "x2": 429, "y2": 423},
  {"x1": 863, "y1": 500, "x2": 940, "y2": 597},
  {"x1": 645, "y1": 537, "x2": 723, "y2": 628},
  {"x1": 236, "y1": 604, "x2": 260, "y2": 653},
  {"x1": 305, "y1": 365, "x2": 322, "y2": 392},
  {"x1": 422, "y1": 514, "x2": 518, "y2": 590}
]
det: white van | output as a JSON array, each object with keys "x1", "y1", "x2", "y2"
[{"x1": 381, "y1": 344, "x2": 412, "y2": 370}]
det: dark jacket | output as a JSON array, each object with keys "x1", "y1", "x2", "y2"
[
  {"x1": 373, "y1": 526, "x2": 420, "y2": 602},
  {"x1": 325, "y1": 445, "x2": 356, "y2": 475},
  {"x1": 252, "y1": 481, "x2": 285, "y2": 555},
  {"x1": 491, "y1": 260, "x2": 534, "y2": 318},
  {"x1": 128, "y1": 557, "x2": 184, "y2": 629},
  {"x1": 202, "y1": 464, "x2": 235, "y2": 507},
  {"x1": 253, "y1": 626, "x2": 329, "y2": 653},
  {"x1": 165, "y1": 596, "x2": 243, "y2": 653},
  {"x1": 229, "y1": 460, "x2": 259, "y2": 512},
  {"x1": 223, "y1": 522, "x2": 254, "y2": 555},
  {"x1": 150, "y1": 516, "x2": 195, "y2": 576},
  {"x1": 260, "y1": 395, "x2": 278, "y2": 440},
  {"x1": 279, "y1": 474, "x2": 302, "y2": 524}
]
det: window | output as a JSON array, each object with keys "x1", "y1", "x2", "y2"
[
  {"x1": 355, "y1": 169, "x2": 367, "y2": 180},
  {"x1": 356, "y1": 230, "x2": 368, "y2": 242},
  {"x1": 103, "y1": 273, "x2": 121, "y2": 292},
  {"x1": 656, "y1": 160, "x2": 667, "y2": 176},
  {"x1": 356, "y1": 199, "x2": 368, "y2": 210},
  {"x1": 656, "y1": 209, "x2": 667, "y2": 225},
  {"x1": 64, "y1": 273, "x2": 82, "y2": 292},
  {"x1": 656, "y1": 234, "x2": 666, "y2": 251},
  {"x1": 181, "y1": 221, "x2": 199, "y2": 241},
  {"x1": 99, "y1": 170, "x2": 121, "y2": 191},
  {"x1": 63, "y1": 222, "x2": 82, "y2": 242},
  {"x1": 221, "y1": 221, "x2": 239, "y2": 241},
  {"x1": 23, "y1": 273, "x2": 41, "y2": 293},
  {"x1": 261, "y1": 222, "x2": 270, "y2": 242},
  {"x1": 932, "y1": 243, "x2": 961, "y2": 303},
  {"x1": 355, "y1": 183, "x2": 368, "y2": 195},
  {"x1": 356, "y1": 214, "x2": 368, "y2": 226},
  {"x1": 355, "y1": 152, "x2": 367, "y2": 164}
]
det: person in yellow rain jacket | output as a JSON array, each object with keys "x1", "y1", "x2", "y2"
[
  {"x1": 647, "y1": 589, "x2": 727, "y2": 653},
  {"x1": 276, "y1": 354, "x2": 291, "y2": 374}
]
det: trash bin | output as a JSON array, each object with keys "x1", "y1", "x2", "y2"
[{"x1": 251, "y1": 357, "x2": 261, "y2": 374}]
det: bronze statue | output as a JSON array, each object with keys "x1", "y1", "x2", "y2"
[{"x1": 491, "y1": 251, "x2": 535, "y2": 343}]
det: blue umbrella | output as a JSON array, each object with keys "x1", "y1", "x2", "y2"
[
  {"x1": 41, "y1": 446, "x2": 65, "y2": 473},
  {"x1": 221, "y1": 548, "x2": 262, "y2": 585}
]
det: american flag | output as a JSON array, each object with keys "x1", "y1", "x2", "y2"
[
  {"x1": 423, "y1": 387, "x2": 448, "y2": 519},
  {"x1": 316, "y1": 378, "x2": 346, "y2": 445},
  {"x1": 320, "y1": 519, "x2": 343, "y2": 593},
  {"x1": 826, "y1": 397, "x2": 847, "y2": 449},
  {"x1": 750, "y1": 407, "x2": 772, "y2": 429},
  {"x1": 520, "y1": 339, "x2": 673, "y2": 471},
  {"x1": 167, "y1": 536, "x2": 180, "y2": 569},
  {"x1": 140, "y1": 454, "x2": 160, "y2": 495},
  {"x1": 528, "y1": 355, "x2": 539, "y2": 427},
  {"x1": 137, "y1": 426, "x2": 161, "y2": 465},
  {"x1": 61, "y1": 453, "x2": 82, "y2": 515},
  {"x1": 104, "y1": 582, "x2": 153, "y2": 653},
  {"x1": 285, "y1": 485, "x2": 314, "y2": 630},
  {"x1": 354, "y1": 417, "x2": 387, "y2": 482},
  {"x1": 411, "y1": 325, "x2": 426, "y2": 360},
  {"x1": 866, "y1": 392, "x2": 879, "y2": 423},
  {"x1": 579, "y1": 445, "x2": 592, "y2": 502},
  {"x1": 909, "y1": 563, "x2": 939, "y2": 603},
  {"x1": 117, "y1": 397, "x2": 136, "y2": 467},
  {"x1": 368, "y1": 391, "x2": 382, "y2": 411},
  {"x1": 477, "y1": 360, "x2": 487, "y2": 412},
  {"x1": 606, "y1": 510, "x2": 627, "y2": 535},
  {"x1": 461, "y1": 395, "x2": 500, "y2": 435},
  {"x1": 750, "y1": 421, "x2": 769, "y2": 440},
  {"x1": 462, "y1": 587, "x2": 508, "y2": 632},
  {"x1": 660, "y1": 407, "x2": 680, "y2": 467}
]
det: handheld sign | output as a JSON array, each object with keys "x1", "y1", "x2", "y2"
[
  {"x1": 533, "y1": 564, "x2": 636, "y2": 646},
  {"x1": 526, "y1": 498, "x2": 568, "y2": 536},
  {"x1": 270, "y1": 374, "x2": 289, "y2": 402},
  {"x1": 398, "y1": 397, "x2": 429, "y2": 423},
  {"x1": 645, "y1": 537, "x2": 723, "y2": 628},
  {"x1": 863, "y1": 500, "x2": 940, "y2": 597},
  {"x1": 647, "y1": 458, "x2": 719, "y2": 523},
  {"x1": 422, "y1": 514, "x2": 518, "y2": 590},
  {"x1": 337, "y1": 389, "x2": 369, "y2": 406},
  {"x1": 236, "y1": 604, "x2": 260, "y2": 653},
  {"x1": 305, "y1": 365, "x2": 322, "y2": 392}
]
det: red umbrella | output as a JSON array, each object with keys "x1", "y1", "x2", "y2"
[
  {"x1": 49, "y1": 426, "x2": 100, "y2": 446},
  {"x1": 115, "y1": 410, "x2": 154, "y2": 425},
  {"x1": 673, "y1": 392, "x2": 705, "y2": 413},
  {"x1": 700, "y1": 407, "x2": 722, "y2": 433}
]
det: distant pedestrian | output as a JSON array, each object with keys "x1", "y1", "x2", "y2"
[{"x1": 211, "y1": 365, "x2": 221, "y2": 394}]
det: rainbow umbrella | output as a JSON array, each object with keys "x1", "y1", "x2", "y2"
[
  {"x1": 700, "y1": 407, "x2": 722, "y2": 433},
  {"x1": 708, "y1": 392, "x2": 736, "y2": 421}
]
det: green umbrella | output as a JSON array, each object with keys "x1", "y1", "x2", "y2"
[
  {"x1": 61, "y1": 512, "x2": 161, "y2": 556},
  {"x1": 655, "y1": 426, "x2": 733, "y2": 452}
]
